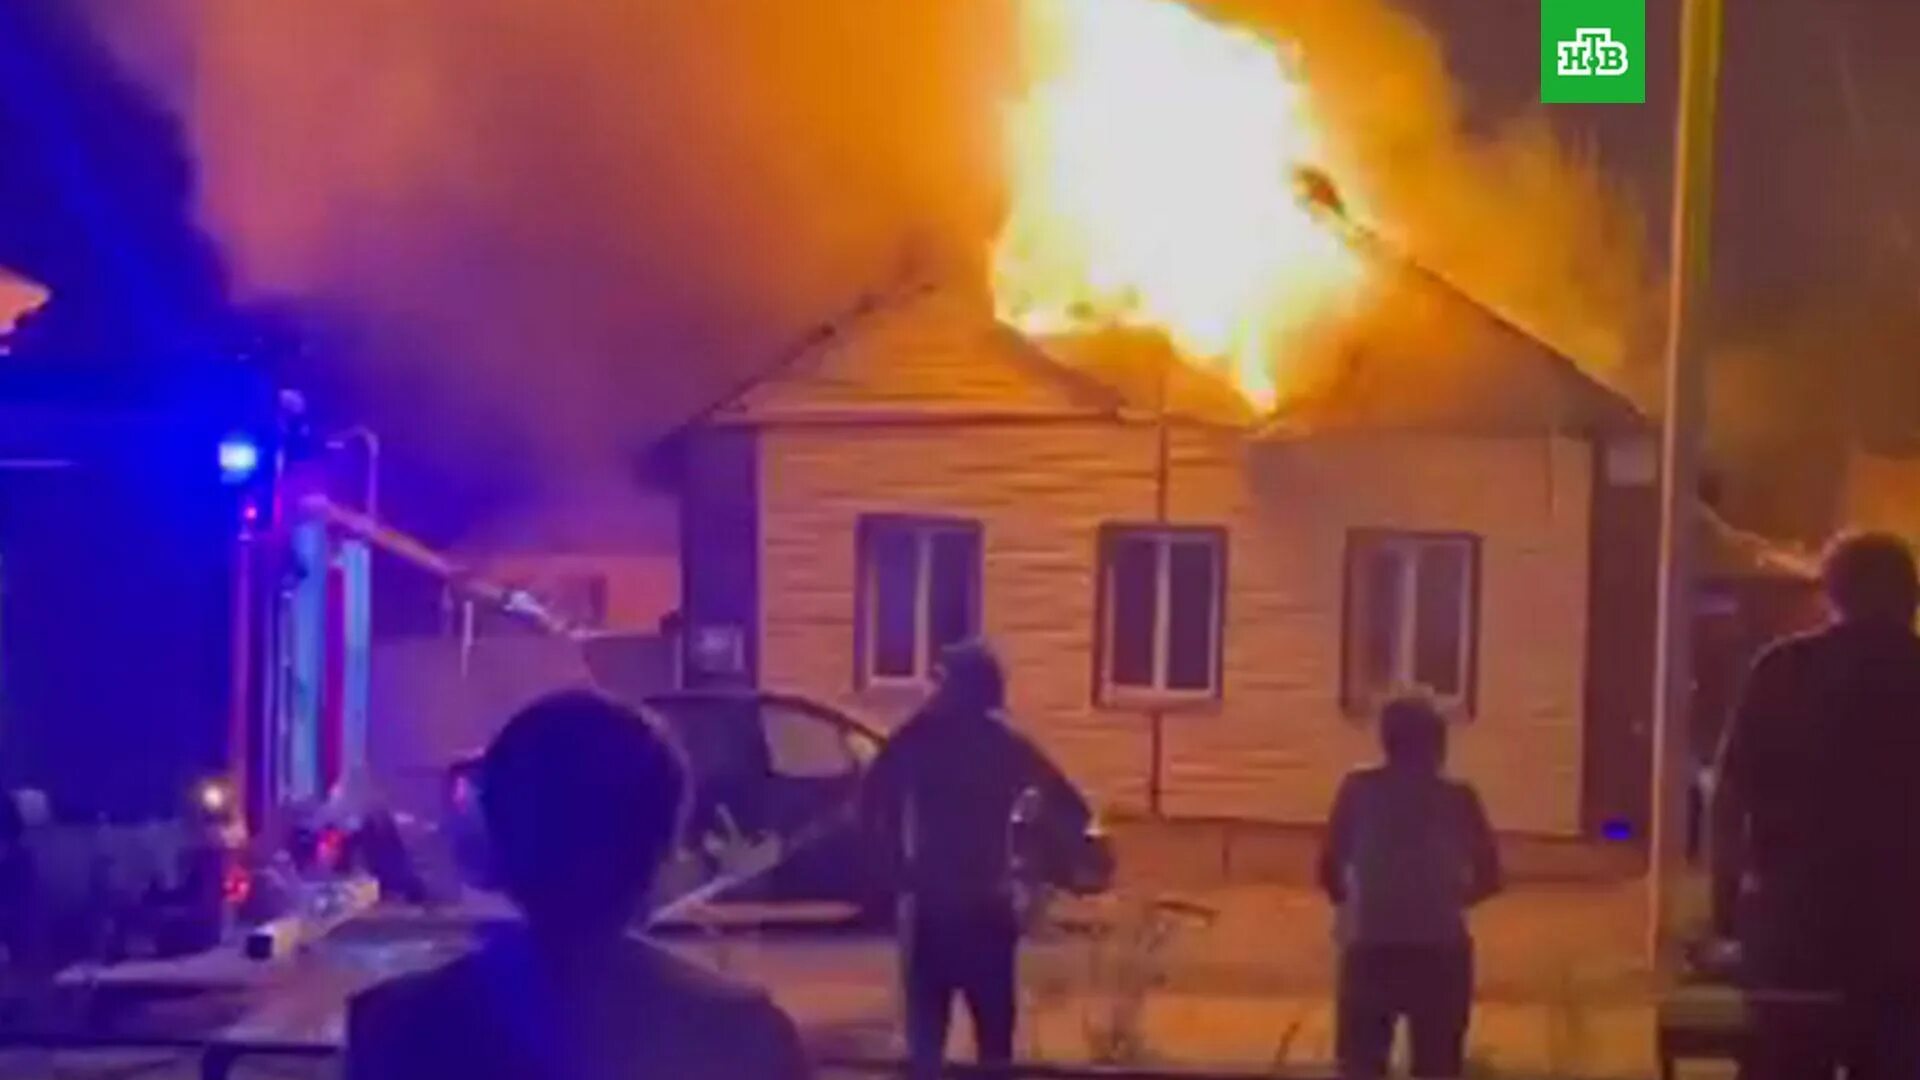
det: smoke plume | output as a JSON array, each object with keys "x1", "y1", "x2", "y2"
[
  {"x1": 1229, "y1": 0, "x2": 1659, "y2": 399},
  {"x1": 87, "y1": 0, "x2": 1656, "y2": 529},
  {"x1": 84, "y1": 0, "x2": 1012, "y2": 529}
]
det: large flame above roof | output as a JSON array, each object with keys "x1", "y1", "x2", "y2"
[{"x1": 991, "y1": 0, "x2": 1361, "y2": 411}]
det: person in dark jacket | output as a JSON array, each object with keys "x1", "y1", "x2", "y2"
[
  {"x1": 346, "y1": 691, "x2": 810, "y2": 1080},
  {"x1": 861, "y1": 639, "x2": 1090, "y2": 1077},
  {"x1": 1714, "y1": 532, "x2": 1920, "y2": 1080}
]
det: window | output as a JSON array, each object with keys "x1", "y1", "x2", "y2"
[
  {"x1": 857, "y1": 516, "x2": 981, "y2": 686},
  {"x1": 1097, "y1": 526, "x2": 1226, "y2": 701},
  {"x1": 1343, "y1": 531, "x2": 1479, "y2": 715},
  {"x1": 760, "y1": 701, "x2": 865, "y2": 779}
]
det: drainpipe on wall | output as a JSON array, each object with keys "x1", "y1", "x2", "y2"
[{"x1": 1148, "y1": 351, "x2": 1173, "y2": 817}]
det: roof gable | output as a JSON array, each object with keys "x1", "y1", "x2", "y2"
[
  {"x1": 1263, "y1": 238, "x2": 1645, "y2": 438},
  {"x1": 1036, "y1": 328, "x2": 1256, "y2": 427},
  {"x1": 708, "y1": 280, "x2": 1121, "y2": 425},
  {"x1": 686, "y1": 232, "x2": 1643, "y2": 439}
]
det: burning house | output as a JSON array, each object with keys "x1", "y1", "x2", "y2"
[
  {"x1": 666, "y1": 258, "x2": 1656, "y2": 838},
  {"x1": 662, "y1": 0, "x2": 1674, "y2": 839}
]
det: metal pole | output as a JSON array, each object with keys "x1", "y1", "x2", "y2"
[
  {"x1": 1648, "y1": 0, "x2": 1725, "y2": 964},
  {"x1": 227, "y1": 512, "x2": 257, "y2": 829},
  {"x1": 327, "y1": 426, "x2": 381, "y2": 518}
]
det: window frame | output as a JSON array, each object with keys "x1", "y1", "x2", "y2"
[
  {"x1": 1340, "y1": 529, "x2": 1482, "y2": 719},
  {"x1": 1093, "y1": 523, "x2": 1228, "y2": 708},
  {"x1": 853, "y1": 514, "x2": 984, "y2": 689}
]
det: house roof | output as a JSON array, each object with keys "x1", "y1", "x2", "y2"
[
  {"x1": 688, "y1": 231, "x2": 1645, "y2": 439},
  {"x1": 698, "y1": 275, "x2": 1124, "y2": 427},
  {"x1": 1034, "y1": 328, "x2": 1257, "y2": 427},
  {"x1": 1260, "y1": 238, "x2": 1645, "y2": 439}
]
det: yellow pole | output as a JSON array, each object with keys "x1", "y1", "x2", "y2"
[{"x1": 1648, "y1": 0, "x2": 1725, "y2": 965}]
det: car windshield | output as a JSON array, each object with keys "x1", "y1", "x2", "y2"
[
  {"x1": 760, "y1": 701, "x2": 860, "y2": 779},
  {"x1": 649, "y1": 697, "x2": 861, "y2": 782},
  {"x1": 648, "y1": 698, "x2": 768, "y2": 784}
]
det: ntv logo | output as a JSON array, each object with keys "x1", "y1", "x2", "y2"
[
  {"x1": 1556, "y1": 28, "x2": 1630, "y2": 77},
  {"x1": 1540, "y1": 0, "x2": 1644, "y2": 103}
]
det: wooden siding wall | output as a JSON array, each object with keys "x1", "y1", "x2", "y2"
[
  {"x1": 725, "y1": 290, "x2": 1102, "y2": 419},
  {"x1": 1845, "y1": 451, "x2": 1920, "y2": 543},
  {"x1": 1159, "y1": 430, "x2": 1593, "y2": 834},
  {"x1": 758, "y1": 421, "x2": 1162, "y2": 811},
  {"x1": 754, "y1": 423, "x2": 1595, "y2": 835}
]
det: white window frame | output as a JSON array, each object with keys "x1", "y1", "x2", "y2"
[
  {"x1": 857, "y1": 516, "x2": 980, "y2": 688},
  {"x1": 1344, "y1": 531, "x2": 1479, "y2": 717},
  {"x1": 1098, "y1": 526, "x2": 1225, "y2": 704}
]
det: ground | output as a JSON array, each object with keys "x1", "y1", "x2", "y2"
[
  {"x1": 735, "y1": 881, "x2": 1671, "y2": 1078},
  {"x1": 0, "y1": 862, "x2": 1722, "y2": 1077}
]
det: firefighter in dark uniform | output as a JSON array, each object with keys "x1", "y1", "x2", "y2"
[{"x1": 861, "y1": 639, "x2": 1095, "y2": 1077}]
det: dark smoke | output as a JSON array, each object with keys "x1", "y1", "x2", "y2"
[
  {"x1": 78, "y1": 0, "x2": 1920, "y2": 542},
  {"x1": 84, "y1": 0, "x2": 1018, "y2": 536},
  {"x1": 0, "y1": 0, "x2": 226, "y2": 359}
]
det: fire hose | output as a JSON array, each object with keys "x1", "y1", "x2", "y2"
[{"x1": 297, "y1": 495, "x2": 585, "y2": 639}]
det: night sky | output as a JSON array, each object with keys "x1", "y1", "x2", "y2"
[{"x1": 5, "y1": 0, "x2": 1918, "y2": 541}]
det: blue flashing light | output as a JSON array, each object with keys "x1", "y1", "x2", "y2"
[
  {"x1": 218, "y1": 434, "x2": 261, "y2": 483},
  {"x1": 1600, "y1": 818, "x2": 1635, "y2": 843}
]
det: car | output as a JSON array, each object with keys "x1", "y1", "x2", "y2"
[
  {"x1": 437, "y1": 687, "x2": 1114, "y2": 930},
  {"x1": 441, "y1": 688, "x2": 889, "y2": 925},
  {"x1": 641, "y1": 689, "x2": 886, "y2": 918}
]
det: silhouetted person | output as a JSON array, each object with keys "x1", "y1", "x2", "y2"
[
  {"x1": 861, "y1": 640, "x2": 1090, "y2": 1077},
  {"x1": 346, "y1": 691, "x2": 809, "y2": 1080},
  {"x1": 1320, "y1": 698, "x2": 1501, "y2": 1080},
  {"x1": 1714, "y1": 532, "x2": 1920, "y2": 1080}
]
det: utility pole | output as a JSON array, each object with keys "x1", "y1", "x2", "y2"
[{"x1": 1648, "y1": 0, "x2": 1725, "y2": 964}]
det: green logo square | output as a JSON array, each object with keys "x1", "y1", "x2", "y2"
[{"x1": 1541, "y1": 0, "x2": 1646, "y2": 104}]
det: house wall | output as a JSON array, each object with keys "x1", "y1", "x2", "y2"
[
  {"x1": 1157, "y1": 429, "x2": 1594, "y2": 835},
  {"x1": 751, "y1": 422, "x2": 1596, "y2": 836},
  {"x1": 756, "y1": 420, "x2": 1163, "y2": 812},
  {"x1": 1845, "y1": 450, "x2": 1920, "y2": 543}
]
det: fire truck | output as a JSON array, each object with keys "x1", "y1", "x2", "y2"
[
  {"x1": 6, "y1": 361, "x2": 247, "y2": 817},
  {"x1": 0, "y1": 359, "x2": 567, "y2": 962},
  {"x1": 0, "y1": 357, "x2": 589, "y2": 819}
]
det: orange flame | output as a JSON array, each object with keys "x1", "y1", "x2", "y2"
[{"x1": 992, "y1": 0, "x2": 1360, "y2": 411}]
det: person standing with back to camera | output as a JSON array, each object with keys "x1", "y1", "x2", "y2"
[
  {"x1": 1319, "y1": 697, "x2": 1502, "y2": 1080},
  {"x1": 1714, "y1": 532, "x2": 1920, "y2": 1080},
  {"x1": 346, "y1": 690, "x2": 810, "y2": 1080},
  {"x1": 861, "y1": 639, "x2": 1092, "y2": 1078}
]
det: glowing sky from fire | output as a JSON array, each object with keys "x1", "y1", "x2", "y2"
[{"x1": 992, "y1": 0, "x2": 1362, "y2": 411}]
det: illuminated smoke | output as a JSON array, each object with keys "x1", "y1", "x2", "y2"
[{"x1": 88, "y1": 0, "x2": 1655, "y2": 509}]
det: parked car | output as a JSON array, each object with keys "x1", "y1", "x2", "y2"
[
  {"x1": 645, "y1": 689, "x2": 886, "y2": 916},
  {"x1": 440, "y1": 687, "x2": 1113, "y2": 928},
  {"x1": 444, "y1": 689, "x2": 888, "y2": 924}
]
